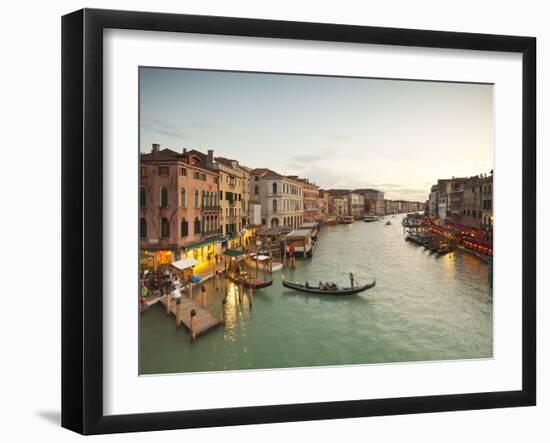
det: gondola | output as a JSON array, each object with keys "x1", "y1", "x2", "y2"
[
  {"x1": 227, "y1": 272, "x2": 273, "y2": 289},
  {"x1": 282, "y1": 278, "x2": 376, "y2": 296}
]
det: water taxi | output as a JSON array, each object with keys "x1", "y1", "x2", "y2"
[
  {"x1": 338, "y1": 215, "x2": 354, "y2": 224},
  {"x1": 286, "y1": 229, "x2": 315, "y2": 258},
  {"x1": 362, "y1": 215, "x2": 380, "y2": 222}
]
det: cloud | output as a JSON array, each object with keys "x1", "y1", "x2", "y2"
[{"x1": 142, "y1": 118, "x2": 189, "y2": 139}]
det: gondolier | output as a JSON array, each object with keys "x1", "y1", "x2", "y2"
[{"x1": 349, "y1": 272, "x2": 354, "y2": 289}]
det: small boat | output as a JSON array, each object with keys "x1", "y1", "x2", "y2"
[
  {"x1": 245, "y1": 253, "x2": 283, "y2": 272},
  {"x1": 282, "y1": 278, "x2": 376, "y2": 296},
  {"x1": 363, "y1": 215, "x2": 380, "y2": 222},
  {"x1": 385, "y1": 221, "x2": 391, "y2": 226},
  {"x1": 227, "y1": 272, "x2": 273, "y2": 289}
]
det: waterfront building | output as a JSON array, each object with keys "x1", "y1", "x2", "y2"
[
  {"x1": 450, "y1": 178, "x2": 466, "y2": 226},
  {"x1": 481, "y1": 172, "x2": 493, "y2": 242},
  {"x1": 185, "y1": 150, "x2": 250, "y2": 249},
  {"x1": 354, "y1": 189, "x2": 385, "y2": 215},
  {"x1": 319, "y1": 191, "x2": 329, "y2": 220},
  {"x1": 139, "y1": 144, "x2": 221, "y2": 270},
  {"x1": 384, "y1": 199, "x2": 400, "y2": 214},
  {"x1": 326, "y1": 190, "x2": 350, "y2": 217},
  {"x1": 462, "y1": 175, "x2": 483, "y2": 230},
  {"x1": 437, "y1": 179, "x2": 453, "y2": 225},
  {"x1": 349, "y1": 193, "x2": 365, "y2": 219},
  {"x1": 249, "y1": 168, "x2": 304, "y2": 229},
  {"x1": 287, "y1": 176, "x2": 320, "y2": 222},
  {"x1": 429, "y1": 184, "x2": 439, "y2": 218}
]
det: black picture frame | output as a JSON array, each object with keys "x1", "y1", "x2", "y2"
[{"x1": 61, "y1": 8, "x2": 536, "y2": 435}]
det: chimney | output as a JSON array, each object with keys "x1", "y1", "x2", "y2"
[
  {"x1": 152, "y1": 143, "x2": 160, "y2": 154},
  {"x1": 182, "y1": 148, "x2": 187, "y2": 155},
  {"x1": 207, "y1": 149, "x2": 214, "y2": 167}
]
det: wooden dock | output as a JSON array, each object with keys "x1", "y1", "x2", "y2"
[{"x1": 160, "y1": 296, "x2": 221, "y2": 338}]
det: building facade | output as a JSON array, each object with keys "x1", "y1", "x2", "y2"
[
  {"x1": 481, "y1": 173, "x2": 493, "y2": 241},
  {"x1": 349, "y1": 193, "x2": 365, "y2": 219},
  {"x1": 249, "y1": 168, "x2": 304, "y2": 229},
  {"x1": 462, "y1": 175, "x2": 483, "y2": 230},
  {"x1": 288, "y1": 176, "x2": 320, "y2": 222},
  {"x1": 354, "y1": 189, "x2": 385, "y2": 215},
  {"x1": 450, "y1": 178, "x2": 466, "y2": 226},
  {"x1": 139, "y1": 144, "x2": 220, "y2": 268},
  {"x1": 437, "y1": 179, "x2": 452, "y2": 225}
]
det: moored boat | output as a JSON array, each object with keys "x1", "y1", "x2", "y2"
[
  {"x1": 363, "y1": 215, "x2": 380, "y2": 222},
  {"x1": 244, "y1": 253, "x2": 283, "y2": 272},
  {"x1": 227, "y1": 272, "x2": 273, "y2": 289},
  {"x1": 282, "y1": 278, "x2": 376, "y2": 295}
]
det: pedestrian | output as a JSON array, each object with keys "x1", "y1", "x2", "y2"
[{"x1": 349, "y1": 272, "x2": 354, "y2": 288}]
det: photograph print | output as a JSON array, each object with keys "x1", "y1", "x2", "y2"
[{"x1": 138, "y1": 67, "x2": 494, "y2": 375}]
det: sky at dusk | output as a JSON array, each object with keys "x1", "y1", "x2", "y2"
[{"x1": 139, "y1": 67, "x2": 494, "y2": 201}]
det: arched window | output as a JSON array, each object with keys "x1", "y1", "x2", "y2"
[
  {"x1": 160, "y1": 187, "x2": 168, "y2": 208},
  {"x1": 180, "y1": 188, "x2": 186, "y2": 208},
  {"x1": 201, "y1": 190, "x2": 205, "y2": 207},
  {"x1": 180, "y1": 218, "x2": 188, "y2": 237},
  {"x1": 139, "y1": 218, "x2": 147, "y2": 238},
  {"x1": 139, "y1": 187, "x2": 147, "y2": 208},
  {"x1": 272, "y1": 182, "x2": 277, "y2": 194},
  {"x1": 160, "y1": 217, "x2": 169, "y2": 238},
  {"x1": 273, "y1": 199, "x2": 277, "y2": 213},
  {"x1": 254, "y1": 185, "x2": 258, "y2": 195},
  {"x1": 194, "y1": 190, "x2": 199, "y2": 208}
]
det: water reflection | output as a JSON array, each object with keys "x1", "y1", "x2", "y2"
[{"x1": 140, "y1": 214, "x2": 492, "y2": 374}]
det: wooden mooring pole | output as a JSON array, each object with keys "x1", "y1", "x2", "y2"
[{"x1": 190, "y1": 309, "x2": 197, "y2": 341}]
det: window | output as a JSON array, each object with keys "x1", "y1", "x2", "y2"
[
  {"x1": 194, "y1": 190, "x2": 199, "y2": 208},
  {"x1": 179, "y1": 167, "x2": 187, "y2": 176},
  {"x1": 159, "y1": 187, "x2": 168, "y2": 208},
  {"x1": 193, "y1": 171, "x2": 200, "y2": 180},
  {"x1": 160, "y1": 218, "x2": 170, "y2": 238},
  {"x1": 180, "y1": 188, "x2": 186, "y2": 208},
  {"x1": 272, "y1": 182, "x2": 277, "y2": 194},
  {"x1": 254, "y1": 185, "x2": 258, "y2": 195},
  {"x1": 139, "y1": 218, "x2": 147, "y2": 238},
  {"x1": 194, "y1": 217, "x2": 201, "y2": 235},
  {"x1": 273, "y1": 199, "x2": 277, "y2": 213},
  {"x1": 139, "y1": 187, "x2": 147, "y2": 208},
  {"x1": 140, "y1": 166, "x2": 147, "y2": 177},
  {"x1": 180, "y1": 218, "x2": 188, "y2": 237},
  {"x1": 254, "y1": 176, "x2": 258, "y2": 182},
  {"x1": 158, "y1": 166, "x2": 169, "y2": 176},
  {"x1": 220, "y1": 190, "x2": 223, "y2": 200}
]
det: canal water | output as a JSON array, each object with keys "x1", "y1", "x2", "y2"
[{"x1": 140, "y1": 214, "x2": 493, "y2": 374}]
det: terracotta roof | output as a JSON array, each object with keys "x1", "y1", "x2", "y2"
[{"x1": 140, "y1": 148, "x2": 184, "y2": 161}]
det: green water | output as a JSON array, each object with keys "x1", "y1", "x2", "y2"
[{"x1": 140, "y1": 214, "x2": 493, "y2": 374}]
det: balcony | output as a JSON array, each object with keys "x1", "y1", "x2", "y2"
[{"x1": 201, "y1": 205, "x2": 221, "y2": 211}]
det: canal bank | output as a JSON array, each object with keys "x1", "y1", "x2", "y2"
[{"x1": 140, "y1": 214, "x2": 492, "y2": 374}]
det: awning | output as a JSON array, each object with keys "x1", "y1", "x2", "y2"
[
  {"x1": 185, "y1": 236, "x2": 224, "y2": 250},
  {"x1": 223, "y1": 249, "x2": 243, "y2": 257},
  {"x1": 171, "y1": 258, "x2": 198, "y2": 270}
]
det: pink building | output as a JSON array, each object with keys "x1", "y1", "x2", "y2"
[{"x1": 139, "y1": 144, "x2": 220, "y2": 267}]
